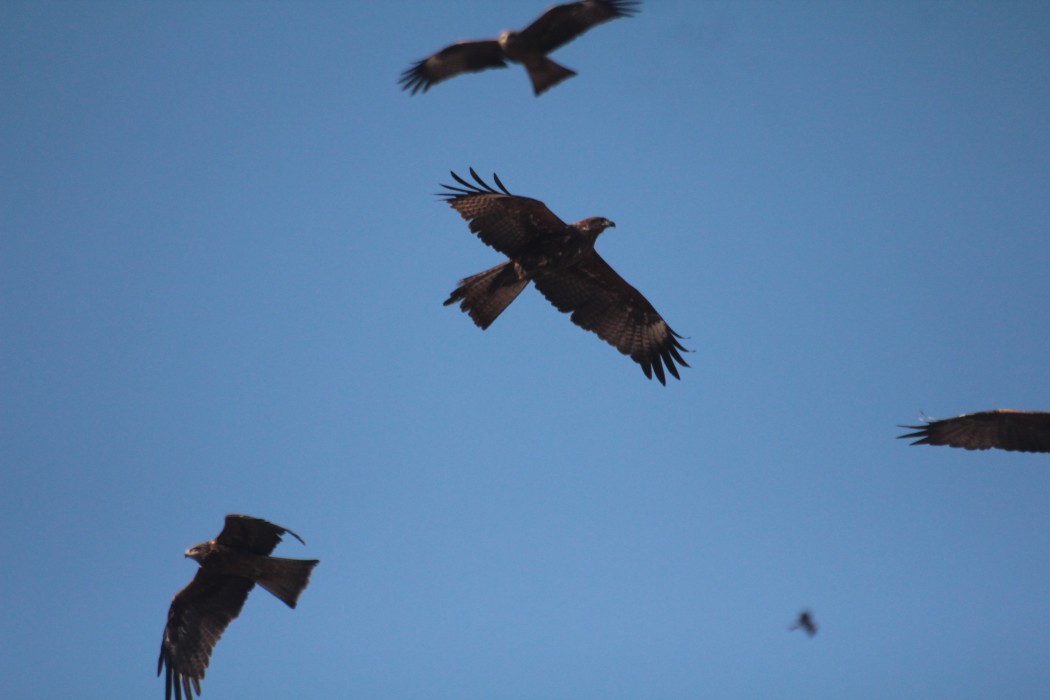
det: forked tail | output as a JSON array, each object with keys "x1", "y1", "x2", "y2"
[
  {"x1": 524, "y1": 57, "x2": 576, "y2": 96},
  {"x1": 257, "y1": 556, "x2": 319, "y2": 609}
]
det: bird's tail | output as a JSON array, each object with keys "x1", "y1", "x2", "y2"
[
  {"x1": 524, "y1": 57, "x2": 576, "y2": 96},
  {"x1": 257, "y1": 557, "x2": 319, "y2": 609},
  {"x1": 444, "y1": 261, "x2": 529, "y2": 329}
]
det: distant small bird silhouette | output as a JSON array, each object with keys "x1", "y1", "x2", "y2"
[
  {"x1": 400, "y1": 0, "x2": 640, "y2": 96},
  {"x1": 898, "y1": 409, "x2": 1050, "y2": 454},
  {"x1": 790, "y1": 610, "x2": 817, "y2": 637},
  {"x1": 157, "y1": 515, "x2": 319, "y2": 700}
]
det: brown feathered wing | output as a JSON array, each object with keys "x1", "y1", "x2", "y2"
[
  {"x1": 399, "y1": 41, "x2": 507, "y2": 95},
  {"x1": 518, "y1": 0, "x2": 641, "y2": 54},
  {"x1": 158, "y1": 572, "x2": 254, "y2": 700},
  {"x1": 213, "y1": 514, "x2": 305, "y2": 554},
  {"x1": 531, "y1": 249, "x2": 688, "y2": 384},
  {"x1": 441, "y1": 169, "x2": 569, "y2": 257},
  {"x1": 898, "y1": 409, "x2": 1050, "y2": 453}
]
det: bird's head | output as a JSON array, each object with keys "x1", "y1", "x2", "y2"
[
  {"x1": 497, "y1": 30, "x2": 515, "y2": 50},
  {"x1": 184, "y1": 544, "x2": 206, "y2": 563},
  {"x1": 580, "y1": 217, "x2": 616, "y2": 236}
]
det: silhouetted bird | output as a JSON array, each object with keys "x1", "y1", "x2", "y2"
[
  {"x1": 441, "y1": 168, "x2": 689, "y2": 384},
  {"x1": 790, "y1": 610, "x2": 817, "y2": 637},
  {"x1": 158, "y1": 515, "x2": 319, "y2": 700},
  {"x1": 400, "y1": 0, "x2": 640, "y2": 96}
]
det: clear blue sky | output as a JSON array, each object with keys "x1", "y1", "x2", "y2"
[{"x1": 3, "y1": 1, "x2": 1050, "y2": 698}]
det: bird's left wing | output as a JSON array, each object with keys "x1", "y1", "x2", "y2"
[
  {"x1": 531, "y1": 249, "x2": 688, "y2": 384},
  {"x1": 215, "y1": 514, "x2": 304, "y2": 556},
  {"x1": 518, "y1": 0, "x2": 640, "y2": 54}
]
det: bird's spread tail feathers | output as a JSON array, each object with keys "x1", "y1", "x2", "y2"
[
  {"x1": 444, "y1": 261, "x2": 529, "y2": 329},
  {"x1": 524, "y1": 57, "x2": 576, "y2": 95},
  {"x1": 257, "y1": 557, "x2": 319, "y2": 609}
]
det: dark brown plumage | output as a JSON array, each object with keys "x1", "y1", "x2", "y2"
[
  {"x1": 899, "y1": 409, "x2": 1050, "y2": 454},
  {"x1": 790, "y1": 610, "x2": 817, "y2": 637},
  {"x1": 400, "y1": 0, "x2": 640, "y2": 96},
  {"x1": 157, "y1": 515, "x2": 319, "y2": 700},
  {"x1": 441, "y1": 168, "x2": 688, "y2": 384}
]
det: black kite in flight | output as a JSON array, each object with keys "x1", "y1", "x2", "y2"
[
  {"x1": 158, "y1": 515, "x2": 319, "y2": 700},
  {"x1": 400, "y1": 0, "x2": 640, "y2": 96},
  {"x1": 790, "y1": 610, "x2": 817, "y2": 637},
  {"x1": 441, "y1": 168, "x2": 688, "y2": 384},
  {"x1": 898, "y1": 409, "x2": 1050, "y2": 454}
]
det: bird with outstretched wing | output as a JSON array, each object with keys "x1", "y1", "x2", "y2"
[
  {"x1": 158, "y1": 515, "x2": 319, "y2": 700},
  {"x1": 441, "y1": 168, "x2": 689, "y2": 384},
  {"x1": 400, "y1": 0, "x2": 640, "y2": 96}
]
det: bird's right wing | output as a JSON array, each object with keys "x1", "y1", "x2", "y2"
[
  {"x1": 519, "y1": 0, "x2": 640, "y2": 54},
  {"x1": 399, "y1": 41, "x2": 506, "y2": 94},
  {"x1": 158, "y1": 571, "x2": 254, "y2": 700}
]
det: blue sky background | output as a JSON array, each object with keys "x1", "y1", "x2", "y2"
[{"x1": 3, "y1": 1, "x2": 1050, "y2": 698}]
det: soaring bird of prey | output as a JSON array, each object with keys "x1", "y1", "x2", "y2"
[
  {"x1": 158, "y1": 515, "x2": 319, "y2": 700},
  {"x1": 440, "y1": 168, "x2": 688, "y2": 384},
  {"x1": 400, "y1": 0, "x2": 640, "y2": 96},
  {"x1": 898, "y1": 409, "x2": 1050, "y2": 454},
  {"x1": 790, "y1": 610, "x2": 817, "y2": 637}
]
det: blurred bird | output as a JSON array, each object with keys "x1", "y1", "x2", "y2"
[
  {"x1": 790, "y1": 610, "x2": 817, "y2": 637},
  {"x1": 400, "y1": 0, "x2": 640, "y2": 96}
]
